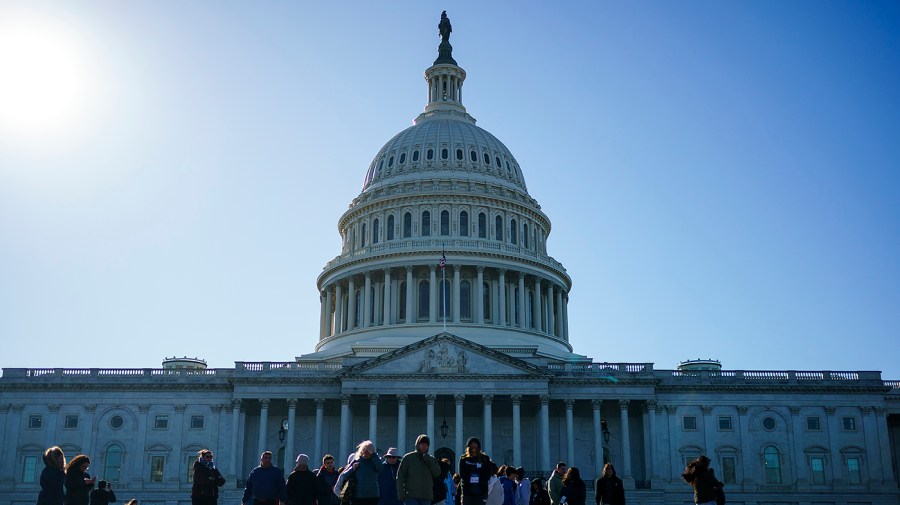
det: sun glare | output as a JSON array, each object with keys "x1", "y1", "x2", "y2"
[{"x1": 0, "y1": 9, "x2": 94, "y2": 141}]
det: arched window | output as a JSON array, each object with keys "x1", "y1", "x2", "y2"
[
  {"x1": 413, "y1": 150, "x2": 420, "y2": 162},
  {"x1": 526, "y1": 291, "x2": 533, "y2": 328},
  {"x1": 459, "y1": 211, "x2": 469, "y2": 237},
  {"x1": 421, "y1": 211, "x2": 431, "y2": 237},
  {"x1": 388, "y1": 156, "x2": 394, "y2": 167},
  {"x1": 398, "y1": 281, "x2": 406, "y2": 322},
  {"x1": 439, "y1": 279, "x2": 452, "y2": 318},
  {"x1": 104, "y1": 444, "x2": 122, "y2": 483},
  {"x1": 470, "y1": 150, "x2": 478, "y2": 162},
  {"x1": 483, "y1": 281, "x2": 491, "y2": 322},
  {"x1": 399, "y1": 152, "x2": 406, "y2": 164},
  {"x1": 522, "y1": 221, "x2": 529, "y2": 248},
  {"x1": 372, "y1": 218, "x2": 380, "y2": 244},
  {"x1": 764, "y1": 446, "x2": 782, "y2": 484},
  {"x1": 387, "y1": 215, "x2": 395, "y2": 241},
  {"x1": 460, "y1": 280, "x2": 471, "y2": 319},
  {"x1": 495, "y1": 216, "x2": 503, "y2": 241},
  {"x1": 440, "y1": 210, "x2": 450, "y2": 235},
  {"x1": 418, "y1": 280, "x2": 430, "y2": 320},
  {"x1": 483, "y1": 152, "x2": 491, "y2": 164},
  {"x1": 403, "y1": 212, "x2": 412, "y2": 238},
  {"x1": 361, "y1": 223, "x2": 367, "y2": 247},
  {"x1": 427, "y1": 148, "x2": 434, "y2": 160},
  {"x1": 478, "y1": 213, "x2": 487, "y2": 238},
  {"x1": 513, "y1": 286, "x2": 520, "y2": 325},
  {"x1": 369, "y1": 286, "x2": 377, "y2": 325},
  {"x1": 510, "y1": 218, "x2": 518, "y2": 244},
  {"x1": 456, "y1": 148, "x2": 463, "y2": 160},
  {"x1": 441, "y1": 148, "x2": 448, "y2": 160},
  {"x1": 354, "y1": 290, "x2": 362, "y2": 327}
]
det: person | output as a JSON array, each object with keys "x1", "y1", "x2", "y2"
[
  {"x1": 485, "y1": 462, "x2": 503, "y2": 505},
  {"x1": 435, "y1": 458, "x2": 454, "y2": 505},
  {"x1": 89, "y1": 480, "x2": 117, "y2": 505},
  {"x1": 498, "y1": 467, "x2": 515, "y2": 505},
  {"x1": 191, "y1": 449, "x2": 225, "y2": 505},
  {"x1": 242, "y1": 451, "x2": 287, "y2": 505},
  {"x1": 316, "y1": 454, "x2": 341, "y2": 505},
  {"x1": 594, "y1": 464, "x2": 624, "y2": 505},
  {"x1": 287, "y1": 454, "x2": 318, "y2": 505},
  {"x1": 397, "y1": 435, "x2": 441, "y2": 505},
  {"x1": 65, "y1": 455, "x2": 97, "y2": 505},
  {"x1": 379, "y1": 448, "x2": 402, "y2": 505},
  {"x1": 559, "y1": 468, "x2": 585, "y2": 505},
  {"x1": 681, "y1": 456, "x2": 723, "y2": 505},
  {"x1": 546, "y1": 463, "x2": 565, "y2": 505},
  {"x1": 458, "y1": 437, "x2": 492, "y2": 505},
  {"x1": 339, "y1": 440, "x2": 383, "y2": 505},
  {"x1": 37, "y1": 446, "x2": 66, "y2": 505},
  {"x1": 528, "y1": 478, "x2": 549, "y2": 505},
  {"x1": 452, "y1": 474, "x2": 461, "y2": 505},
  {"x1": 513, "y1": 468, "x2": 529, "y2": 505}
]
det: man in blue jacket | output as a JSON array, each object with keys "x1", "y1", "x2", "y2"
[{"x1": 242, "y1": 451, "x2": 287, "y2": 505}]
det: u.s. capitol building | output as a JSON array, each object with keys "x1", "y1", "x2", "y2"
[{"x1": 1, "y1": 14, "x2": 898, "y2": 505}]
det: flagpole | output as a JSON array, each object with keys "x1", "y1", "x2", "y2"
[{"x1": 441, "y1": 247, "x2": 447, "y2": 333}]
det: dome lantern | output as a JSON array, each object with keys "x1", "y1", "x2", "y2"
[{"x1": 419, "y1": 12, "x2": 473, "y2": 123}]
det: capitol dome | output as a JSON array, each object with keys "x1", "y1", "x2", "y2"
[{"x1": 309, "y1": 19, "x2": 577, "y2": 363}]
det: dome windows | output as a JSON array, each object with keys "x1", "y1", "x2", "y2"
[
  {"x1": 478, "y1": 213, "x2": 487, "y2": 238},
  {"x1": 470, "y1": 150, "x2": 477, "y2": 162},
  {"x1": 510, "y1": 218, "x2": 518, "y2": 245},
  {"x1": 421, "y1": 211, "x2": 431, "y2": 236},
  {"x1": 388, "y1": 156, "x2": 394, "y2": 167},
  {"x1": 483, "y1": 153, "x2": 491, "y2": 164},
  {"x1": 412, "y1": 150, "x2": 419, "y2": 162},
  {"x1": 495, "y1": 156, "x2": 501, "y2": 167},
  {"x1": 440, "y1": 210, "x2": 450, "y2": 235},
  {"x1": 427, "y1": 148, "x2": 434, "y2": 160},
  {"x1": 456, "y1": 148, "x2": 463, "y2": 161},
  {"x1": 441, "y1": 148, "x2": 449, "y2": 160},
  {"x1": 399, "y1": 153, "x2": 406, "y2": 164},
  {"x1": 495, "y1": 215, "x2": 503, "y2": 241},
  {"x1": 387, "y1": 215, "x2": 395, "y2": 241},
  {"x1": 373, "y1": 218, "x2": 380, "y2": 244},
  {"x1": 403, "y1": 212, "x2": 412, "y2": 238},
  {"x1": 459, "y1": 211, "x2": 469, "y2": 237}
]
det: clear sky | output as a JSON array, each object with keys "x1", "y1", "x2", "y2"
[{"x1": 1, "y1": 1, "x2": 898, "y2": 379}]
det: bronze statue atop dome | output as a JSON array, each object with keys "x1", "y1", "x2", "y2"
[
  {"x1": 434, "y1": 11, "x2": 457, "y2": 65},
  {"x1": 439, "y1": 11, "x2": 452, "y2": 43}
]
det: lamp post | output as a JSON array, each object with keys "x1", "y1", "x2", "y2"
[
  {"x1": 601, "y1": 419, "x2": 610, "y2": 444},
  {"x1": 278, "y1": 418, "x2": 288, "y2": 443}
]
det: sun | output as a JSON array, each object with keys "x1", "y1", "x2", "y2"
[{"x1": 0, "y1": 8, "x2": 93, "y2": 140}]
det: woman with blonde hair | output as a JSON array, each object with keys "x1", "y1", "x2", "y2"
[
  {"x1": 594, "y1": 464, "x2": 624, "y2": 505},
  {"x1": 36, "y1": 446, "x2": 66, "y2": 505},
  {"x1": 338, "y1": 440, "x2": 383, "y2": 505}
]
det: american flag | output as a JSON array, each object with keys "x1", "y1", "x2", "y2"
[{"x1": 439, "y1": 252, "x2": 446, "y2": 270}]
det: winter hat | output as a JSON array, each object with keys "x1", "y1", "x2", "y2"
[
  {"x1": 416, "y1": 434, "x2": 430, "y2": 446},
  {"x1": 295, "y1": 454, "x2": 310, "y2": 466},
  {"x1": 384, "y1": 447, "x2": 400, "y2": 457},
  {"x1": 466, "y1": 437, "x2": 481, "y2": 448}
]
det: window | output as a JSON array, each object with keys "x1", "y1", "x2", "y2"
[
  {"x1": 190, "y1": 415, "x2": 204, "y2": 429},
  {"x1": 721, "y1": 456, "x2": 736, "y2": 484},
  {"x1": 470, "y1": 150, "x2": 477, "y2": 162},
  {"x1": 372, "y1": 218, "x2": 380, "y2": 244},
  {"x1": 427, "y1": 148, "x2": 434, "y2": 160},
  {"x1": 105, "y1": 445, "x2": 122, "y2": 483},
  {"x1": 459, "y1": 211, "x2": 469, "y2": 237},
  {"x1": 683, "y1": 416, "x2": 697, "y2": 430},
  {"x1": 23, "y1": 455, "x2": 38, "y2": 483},
  {"x1": 154, "y1": 415, "x2": 169, "y2": 429},
  {"x1": 842, "y1": 417, "x2": 857, "y2": 431},
  {"x1": 399, "y1": 281, "x2": 407, "y2": 322},
  {"x1": 483, "y1": 152, "x2": 490, "y2": 164},
  {"x1": 495, "y1": 216, "x2": 503, "y2": 241},
  {"x1": 510, "y1": 219, "x2": 517, "y2": 244},
  {"x1": 478, "y1": 213, "x2": 486, "y2": 238},
  {"x1": 150, "y1": 455, "x2": 165, "y2": 483},
  {"x1": 110, "y1": 415, "x2": 124, "y2": 429},
  {"x1": 403, "y1": 213, "x2": 412, "y2": 238},
  {"x1": 361, "y1": 223, "x2": 367, "y2": 246},
  {"x1": 718, "y1": 416, "x2": 733, "y2": 431},
  {"x1": 65, "y1": 415, "x2": 79, "y2": 429},
  {"x1": 354, "y1": 290, "x2": 362, "y2": 327},
  {"x1": 763, "y1": 446, "x2": 782, "y2": 484},
  {"x1": 460, "y1": 280, "x2": 471, "y2": 319},
  {"x1": 421, "y1": 211, "x2": 431, "y2": 236},
  {"x1": 440, "y1": 210, "x2": 449, "y2": 235},
  {"x1": 810, "y1": 457, "x2": 825, "y2": 485},
  {"x1": 522, "y1": 222, "x2": 528, "y2": 248},
  {"x1": 388, "y1": 156, "x2": 394, "y2": 167},
  {"x1": 418, "y1": 281, "x2": 430, "y2": 320},
  {"x1": 399, "y1": 152, "x2": 406, "y2": 164},
  {"x1": 186, "y1": 454, "x2": 197, "y2": 482},
  {"x1": 441, "y1": 148, "x2": 448, "y2": 160},
  {"x1": 495, "y1": 156, "x2": 501, "y2": 167},
  {"x1": 806, "y1": 416, "x2": 821, "y2": 431},
  {"x1": 456, "y1": 148, "x2": 463, "y2": 160},
  {"x1": 846, "y1": 457, "x2": 861, "y2": 485},
  {"x1": 762, "y1": 416, "x2": 776, "y2": 431},
  {"x1": 483, "y1": 282, "x2": 491, "y2": 322},
  {"x1": 413, "y1": 150, "x2": 419, "y2": 162},
  {"x1": 387, "y1": 215, "x2": 395, "y2": 241},
  {"x1": 28, "y1": 415, "x2": 42, "y2": 429}
]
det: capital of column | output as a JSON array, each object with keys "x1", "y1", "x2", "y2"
[
  {"x1": 736, "y1": 406, "x2": 749, "y2": 415},
  {"x1": 875, "y1": 406, "x2": 886, "y2": 415},
  {"x1": 788, "y1": 406, "x2": 801, "y2": 415},
  {"x1": 481, "y1": 394, "x2": 494, "y2": 406},
  {"x1": 406, "y1": 265, "x2": 414, "y2": 273},
  {"x1": 369, "y1": 394, "x2": 380, "y2": 404},
  {"x1": 511, "y1": 394, "x2": 522, "y2": 405},
  {"x1": 11, "y1": 404, "x2": 24, "y2": 413},
  {"x1": 397, "y1": 394, "x2": 409, "y2": 405},
  {"x1": 315, "y1": 398, "x2": 326, "y2": 409},
  {"x1": 429, "y1": 265, "x2": 436, "y2": 273},
  {"x1": 425, "y1": 394, "x2": 436, "y2": 405},
  {"x1": 647, "y1": 400, "x2": 658, "y2": 411},
  {"x1": 454, "y1": 394, "x2": 465, "y2": 404},
  {"x1": 700, "y1": 405, "x2": 713, "y2": 415},
  {"x1": 824, "y1": 406, "x2": 836, "y2": 415},
  {"x1": 498, "y1": 268, "x2": 507, "y2": 275},
  {"x1": 539, "y1": 395, "x2": 550, "y2": 405},
  {"x1": 453, "y1": 264, "x2": 461, "y2": 273},
  {"x1": 383, "y1": 268, "x2": 391, "y2": 275},
  {"x1": 287, "y1": 399, "x2": 298, "y2": 409},
  {"x1": 47, "y1": 403, "x2": 60, "y2": 413},
  {"x1": 258, "y1": 399, "x2": 270, "y2": 408},
  {"x1": 476, "y1": 265, "x2": 485, "y2": 273},
  {"x1": 664, "y1": 405, "x2": 678, "y2": 415},
  {"x1": 211, "y1": 404, "x2": 223, "y2": 413},
  {"x1": 859, "y1": 406, "x2": 874, "y2": 415},
  {"x1": 232, "y1": 399, "x2": 243, "y2": 410},
  {"x1": 591, "y1": 399, "x2": 603, "y2": 410},
  {"x1": 175, "y1": 404, "x2": 187, "y2": 412},
  {"x1": 138, "y1": 404, "x2": 151, "y2": 413},
  {"x1": 619, "y1": 399, "x2": 630, "y2": 410},
  {"x1": 564, "y1": 399, "x2": 575, "y2": 410},
  {"x1": 341, "y1": 394, "x2": 352, "y2": 405}
]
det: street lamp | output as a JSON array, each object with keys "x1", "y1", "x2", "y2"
[
  {"x1": 601, "y1": 420, "x2": 610, "y2": 444},
  {"x1": 440, "y1": 419, "x2": 450, "y2": 439},
  {"x1": 278, "y1": 418, "x2": 288, "y2": 443}
]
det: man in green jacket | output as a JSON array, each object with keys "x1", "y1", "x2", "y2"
[
  {"x1": 547, "y1": 462, "x2": 566, "y2": 505},
  {"x1": 397, "y1": 434, "x2": 441, "y2": 505}
]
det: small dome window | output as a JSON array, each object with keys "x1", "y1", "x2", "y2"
[
  {"x1": 427, "y1": 148, "x2": 434, "y2": 160},
  {"x1": 483, "y1": 153, "x2": 491, "y2": 164},
  {"x1": 456, "y1": 148, "x2": 463, "y2": 160},
  {"x1": 379, "y1": 160, "x2": 384, "y2": 171},
  {"x1": 388, "y1": 156, "x2": 394, "y2": 167},
  {"x1": 470, "y1": 150, "x2": 477, "y2": 162},
  {"x1": 495, "y1": 156, "x2": 501, "y2": 167},
  {"x1": 412, "y1": 150, "x2": 420, "y2": 162},
  {"x1": 441, "y1": 148, "x2": 448, "y2": 160},
  {"x1": 399, "y1": 152, "x2": 406, "y2": 164}
]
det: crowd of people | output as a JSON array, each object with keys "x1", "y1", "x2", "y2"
[{"x1": 35, "y1": 439, "x2": 723, "y2": 505}]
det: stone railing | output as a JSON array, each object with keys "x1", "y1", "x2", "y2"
[
  {"x1": 1, "y1": 368, "x2": 234, "y2": 380},
  {"x1": 546, "y1": 362, "x2": 654, "y2": 374},
  {"x1": 656, "y1": 369, "x2": 884, "y2": 386},
  {"x1": 885, "y1": 380, "x2": 900, "y2": 390}
]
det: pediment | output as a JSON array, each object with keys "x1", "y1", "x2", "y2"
[{"x1": 340, "y1": 333, "x2": 551, "y2": 379}]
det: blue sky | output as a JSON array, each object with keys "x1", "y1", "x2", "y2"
[{"x1": 1, "y1": 1, "x2": 898, "y2": 378}]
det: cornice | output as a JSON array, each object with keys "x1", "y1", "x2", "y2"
[{"x1": 655, "y1": 384, "x2": 891, "y2": 394}]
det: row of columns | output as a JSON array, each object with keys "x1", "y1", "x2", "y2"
[
  {"x1": 429, "y1": 71, "x2": 463, "y2": 103},
  {"x1": 319, "y1": 265, "x2": 570, "y2": 340}
]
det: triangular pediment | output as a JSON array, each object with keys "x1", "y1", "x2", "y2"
[{"x1": 340, "y1": 333, "x2": 552, "y2": 379}]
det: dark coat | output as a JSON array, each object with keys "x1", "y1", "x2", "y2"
[
  {"x1": 36, "y1": 458, "x2": 65, "y2": 505},
  {"x1": 287, "y1": 468, "x2": 319, "y2": 505},
  {"x1": 316, "y1": 467, "x2": 341, "y2": 505},
  {"x1": 691, "y1": 469, "x2": 723, "y2": 505},
  {"x1": 560, "y1": 480, "x2": 585, "y2": 505},
  {"x1": 594, "y1": 477, "x2": 624, "y2": 505},
  {"x1": 88, "y1": 488, "x2": 117, "y2": 505},
  {"x1": 65, "y1": 470, "x2": 94, "y2": 505},
  {"x1": 457, "y1": 453, "x2": 492, "y2": 497},
  {"x1": 192, "y1": 461, "x2": 226, "y2": 499},
  {"x1": 378, "y1": 462, "x2": 401, "y2": 505}
]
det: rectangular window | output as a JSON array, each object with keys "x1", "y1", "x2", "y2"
[
  {"x1": 187, "y1": 455, "x2": 197, "y2": 482},
  {"x1": 810, "y1": 457, "x2": 825, "y2": 485},
  {"x1": 150, "y1": 456, "x2": 165, "y2": 482},
  {"x1": 28, "y1": 415, "x2": 42, "y2": 429},
  {"x1": 842, "y1": 417, "x2": 857, "y2": 431},
  {"x1": 806, "y1": 416, "x2": 821, "y2": 431},
  {"x1": 154, "y1": 415, "x2": 169, "y2": 429},
  {"x1": 23, "y1": 455, "x2": 38, "y2": 483},
  {"x1": 721, "y1": 456, "x2": 736, "y2": 484},
  {"x1": 718, "y1": 416, "x2": 733, "y2": 430},
  {"x1": 683, "y1": 416, "x2": 697, "y2": 430},
  {"x1": 847, "y1": 458, "x2": 861, "y2": 485},
  {"x1": 190, "y1": 415, "x2": 204, "y2": 429},
  {"x1": 64, "y1": 415, "x2": 79, "y2": 429}
]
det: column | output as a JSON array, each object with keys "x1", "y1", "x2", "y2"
[
  {"x1": 135, "y1": 404, "x2": 150, "y2": 484},
  {"x1": 875, "y1": 407, "x2": 894, "y2": 484},
  {"x1": 592, "y1": 400, "x2": 603, "y2": 478},
  {"x1": 363, "y1": 273, "x2": 372, "y2": 327},
  {"x1": 340, "y1": 395, "x2": 351, "y2": 460},
  {"x1": 397, "y1": 395, "x2": 408, "y2": 453},
  {"x1": 455, "y1": 394, "x2": 465, "y2": 461},
  {"x1": 347, "y1": 278, "x2": 357, "y2": 331},
  {"x1": 325, "y1": 288, "x2": 333, "y2": 336},
  {"x1": 429, "y1": 266, "x2": 437, "y2": 323},
  {"x1": 383, "y1": 269, "x2": 392, "y2": 325},
  {"x1": 286, "y1": 399, "x2": 297, "y2": 470},
  {"x1": 860, "y1": 406, "x2": 882, "y2": 483},
  {"x1": 737, "y1": 406, "x2": 754, "y2": 485},
  {"x1": 498, "y1": 269, "x2": 507, "y2": 326},
  {"x1": 701, "y1": 405, "x2": 714, "y2": 459},
  {"x1": 512, "y1": 395, "x2": 522, "y2": 466},
  {"x1": 374, "y1": 281, "x2": 383, "y2": 325},
  {"x1": 787, "y1": 406, "x2": 801, "y2": 484},
  {"x1": 546, "y1": 284, "x2": 555, "y2": 335},
  {"x1": 482, "y1": 395, "x2": 494, "y2": 457},
  {"x1": 367, "y1": 394, "x2": 379, "y2": 450},
  {"x1": 665, "y1": 406, "x2": 678, "y2": 483},
  {"x1": 540, "y1": 395, "x2": 551, "y2": 472},
  {"x1": 476, "y1": 266, "x2": 485, "y2": 323},
  {"x1": 533, "y1": 277, "x2": 542, "y2": 331},
  {"x1": 314, "y1": 399, "x2": 325, "y2": 465},
  {"x1": 319, "y1": 291, "x2": 327, "y2": 339},
  {"x1": 452, "y1": 265, "x2": 461, "y2": 323},
  {"x1": 426, "y1": 394, "x2": 436, "y2": 444},
  {"x1": 258, "y1": 399, "x2": 270, "y2": 455},
  {"x1": 517, "y1": 273, "x2": 526, "y2": 329},
  {"x1": 620, "y1": 400, "x2": 633, "y2": 480},
  {"x1": 825, "y1": 407, "x2": 843, "y2": 483},
  {"x1": 335, "y1": 282, "x2": 344, "y2": 334},
  {"x1": 230, "y1": 400, "x2": 242, "y2": 479},
  {"x1": 406, "y1": 267, "x2": 414, "y2": 324},
  {"x1": 565, "y1": 400, "x2": 575, "y2": 465},
  {"x1": 555, "y1": 288, "x2": 563, "y2": 337},
  {"x1": 648, "y1": 401, "x2": 659, "y2": 481},
  {"x1": 0, "y1": 404, "x2": 22, "y2": 486},
  {"x1": 562, "y1": 291, "x2": 569, "y2": 340},
  {"x1": 46, "y1": 404, "x2": 60, "y2": 448}
]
